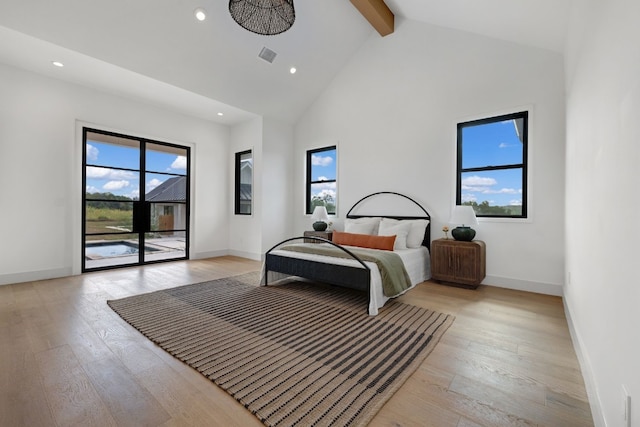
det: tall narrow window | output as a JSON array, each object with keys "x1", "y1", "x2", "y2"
[
  {"x1": 457, "y1": 111, "x2": 528, "y2": 218},
  {"x1": 235, "y1": 150, "x2": 252, "y2": 215},
  {"x1": 306, "y1": 146, "x2": 337, "y2": 215}
]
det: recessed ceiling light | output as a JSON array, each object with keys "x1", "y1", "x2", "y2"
[
  {"x1": 194, "y1": 8, "x2": 206, "y2": 21},
  {"x1": 52, "y1": 61, "x2": 64, "y2": 67},
  {"x1": 217, "y1": 112, "x2": 224, "y2": 116},
  {"x1": 290, "y1": 67, "x2": 297, "y2": 74}
]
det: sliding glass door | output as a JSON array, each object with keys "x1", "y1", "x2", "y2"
[{"x1": 82, "y1": 128, "x2": 190, "y2": 271}]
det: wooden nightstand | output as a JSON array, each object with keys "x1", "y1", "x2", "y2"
[
  {"x1": 303, "y1": 230, "x2": 333, "y2": 243},
  {"x1": 430, "y1": 238, "x2": 486, "y2": 288}
]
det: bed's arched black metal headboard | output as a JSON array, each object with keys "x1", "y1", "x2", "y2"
[{"x1": 345, "y1": 191, "x2": 432, "y2": 249}]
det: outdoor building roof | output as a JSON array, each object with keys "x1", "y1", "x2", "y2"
[
  {"x1": 146, "y1": 176, "x2": 187, "y2": 202},
  {"x1": 239, "y1": 183, "x2": 252, "y2": 202}
]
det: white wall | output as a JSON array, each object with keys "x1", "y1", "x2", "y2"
[
  {"x1": 228, "y1": 117, "x2": 263, "y2": 260},
  {"x1": 294, "y1": 19, "x2": 566, "y2": 295},
  {"x1": 0, "y1": 63, "x2": 232, "y2": 284},
  {"x1": 227, "y1": 117, "x2": 295, "y2": 260},
  {"x1": 261, "y1": 118, "x2": 294, "y2": 253},
  {"x1": 564, "y1": 1, "x2": 640, "y2": 426}
]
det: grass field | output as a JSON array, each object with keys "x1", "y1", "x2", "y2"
[{"x1": 85, "y1": 207, "x2": 133, "y2": 236}]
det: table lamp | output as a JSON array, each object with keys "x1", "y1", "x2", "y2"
[
  {"x1": 449, "y1": 205, "x2": 478, "y2": 241},
  {"x1": 311, "y1": 206, "x2": 329, "y2": 231}
]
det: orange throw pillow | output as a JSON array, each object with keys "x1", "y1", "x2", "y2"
[{"x1": 331, "y1": 231, "x2": 396, "y2": 251}]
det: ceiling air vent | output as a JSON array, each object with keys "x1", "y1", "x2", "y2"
[{"x1": 258, "y1": 47, "x2": 277, "y2": 63}]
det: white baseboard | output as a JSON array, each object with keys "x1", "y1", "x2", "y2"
[
  {"x1": 2, "y1": 251, "x2": 260, "y2": 286},
  {"x1": 563, "y1": 298, "x2": 605, "y2": 427},
  {"x1": 227, "y1": 249, "x2": 262, "y2": 261},
  {"x1": 484, "y1": 274, "x2": 563, "y2": 296},
  {"x1": 191, "y1": 249, "x2": 230, "y2": 260},
  {"x1": 0, "y1": 267, "x2": 73, "y2": 286},
  {"x1": 192, "y1": 249, "x2": 262, "y2": 262}
]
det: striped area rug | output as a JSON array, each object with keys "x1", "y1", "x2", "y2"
[{"x1": 107, "y1": 272, "x2": 454, "y2": 427}]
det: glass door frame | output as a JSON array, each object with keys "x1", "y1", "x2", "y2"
[{"x1": 82, "y1": 127, "x2": 190, "y2": 272}]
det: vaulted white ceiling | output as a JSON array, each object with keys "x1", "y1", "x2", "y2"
[{"x1": 0, "y1": 0, "x2": 571, "y2": 125}]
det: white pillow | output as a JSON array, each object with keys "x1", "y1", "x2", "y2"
[
  {"x1": 377, "y1": 220, "x2": 411, "y2": 250},
  {"x1": 344, "y1": 217, "x2": 381, "y2": 235},
  {"x1": 380, "y1": 218, "x2": 429, "y2": 248}
]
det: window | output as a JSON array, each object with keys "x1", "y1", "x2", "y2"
[
  {"x1": 82, "y1": 128, "x2": 189, "y2": 271},
  {"x1": 457, "y1": 111, "x2": 528, "y2": 218},
  {"x1": 306, "y1": 146, "x2": 336, "y2": 214},
  {"x1": 235, "y1": 150, "x2": 252, "y2": 215}
]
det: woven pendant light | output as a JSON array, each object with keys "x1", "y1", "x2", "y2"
[{"x1": 229, "y1": 0, "x2": 295, "y2": 35}]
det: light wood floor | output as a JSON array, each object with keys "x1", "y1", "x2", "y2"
[{"x1": 0, "y1": 256, "x2": 593, "y2": 427}]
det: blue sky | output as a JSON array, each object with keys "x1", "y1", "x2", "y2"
[
  {"x1": 87, "y1": 130, "x2": 519, "y2": 207},
  {"x1": 86, "y1": 141, "x2": 186, "y2": 199},
  {"x1": 310, "y1": 148, "x2": 337, "y2": 202},
  {"x1": 461, "y1": 118, "x2": 524, "y2": 207}
]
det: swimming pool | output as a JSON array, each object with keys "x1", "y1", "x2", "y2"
[{"x1": 85, "y1": 241, "x2": 160, "y2": 259}]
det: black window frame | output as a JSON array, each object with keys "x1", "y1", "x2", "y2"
[
  {"x1": 234, "y1": 149, "x2": 252, "y2": 215},
  {"x1": 82, "y1": 127, "x2": 190, "y2": 272},
  {"x1": 456, "y1": 111, "x2": 528, "y2": 219},
  {"x1": 306, "y1": 145, "x2": 337, "y2": 215}
]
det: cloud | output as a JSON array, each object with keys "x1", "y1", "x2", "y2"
[
  {"x1": 317, "y1": 188, "x2": 336, "y2": 198},
  {"x1": 461, "y1": 176, "x2": 498, "y2": 195},
  {"x1": 462, "y1": 176, "x2": 497, "y2": 187},
  {"x1": 462, "y1": 174, "x2": 523, "y2": 209},
  {"x1": 312, "y1": 154, "x2": 333, "y2": 167},
  {"x1": 480, "y1": 187, "x2": 521, "y2": 195},
  {"x1": 146, "y1": 178, "x2": 163, "y2": 192},
  {"x1": 461, "y1": 176, "x2": 522, "y2": 196},
  {"x1": 86, "y1": 144, "x2": 99, "y2": 162},
  {"x1": 313, "y1": 188, "x2": 337, "y2": 202},
  {"x1": 311, "y1": 181, "x2": 336, "y2": 201},
  {"x1": 498, "y1": 142, "x2": 518, "y2": 148},
  {"x1": 171, "y1": 155, "x2": 187, "y2": 170},
  {"x1": 103, "y1": 180, "x2": 130, "y2": 191},
  {"x1": 461, "y1": 193, "x2": 477, "y2": 203},
  {"x1": 87, "y1": 166, "x2": 136, "y2": 180},
  {"x1": 313, "y1": 181, "x2": 336, "y2": 191},
  {"x1": 86, "y1": 185, "x2": 100, "y2": 193}
]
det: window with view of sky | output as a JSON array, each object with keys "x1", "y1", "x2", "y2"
[
  {"x1": 457, "y1": 111, "x2": 528, "y2": 218},
  {"x1": 82, "y1": 129, "x2": 190, "y2": 271},
  {"x1": 307, "y1": 146, "x2": 337, "y2": 214},
  {"x1": 85, "y1": 141, "x2": 187, "y2": 200}
]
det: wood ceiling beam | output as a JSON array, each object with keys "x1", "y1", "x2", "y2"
[{"x1": 350, "y1": 0, "x2": 394, "y2": 37}]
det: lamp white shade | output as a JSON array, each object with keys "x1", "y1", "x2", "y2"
[
  {"x1": 449, "y1": 205, "x2": 478, "y2": 226},
  {"x1": 311, "y1": 206, "x2": 329, "y2": 222}
]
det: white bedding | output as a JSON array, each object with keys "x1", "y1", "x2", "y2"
[{"x1": 266, "y1": 244, "x2": 431, "y2": 315}]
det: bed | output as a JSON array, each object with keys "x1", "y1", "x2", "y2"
[{"x1": 262, "y1": 192, "x2": 431, "y2": 315}]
